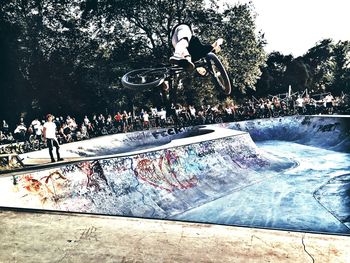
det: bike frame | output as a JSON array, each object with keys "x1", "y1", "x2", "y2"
[
  {"x1": 121, "y1": 52, "x2": 231, "y2": 95},
  {"x1": 153, "y1": 58, "x2": 209, "y2": 80}
]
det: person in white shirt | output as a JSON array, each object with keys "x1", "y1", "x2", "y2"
[
  {"x1": 31, "y1": 118, "x2": 42, "y2": 138},
  {"x1": 159, "y1": 108, "x2": 167, "y2": 127},
  {"x1": 43, "y1": 114, "x2": 62, "y2": 163},
  {"x1": 143, "y1": 111, "x2": 149, "y2": 129},
  {"x1": 295, "y1": 95, "x2": 304, "y2": 114},
  {"x1": 13, "y1": 123, "x2": 27, "y2": 142},
  {"x1": 189, "y1": 105, "x2": 196, "y2": 119},
  {"x1": 324, "y1": 93, "x2": 334, "y2": 114}
]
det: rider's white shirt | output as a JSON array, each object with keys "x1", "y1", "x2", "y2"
[{"x1": 43, "y1": 121, "x2": 56, "y2": 139}]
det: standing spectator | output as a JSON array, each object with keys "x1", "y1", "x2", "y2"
[
  {"x1": 324, "y1": 93, "x2": 334, "y2": 114},
  {"x1": 31, "y1": 118, "x2": 43, "y2": 140},
  {"x1": 122, "y1": 111, "x2": 128, "y2": 132},
  {"x1": 143, "y1": 111, "x2": 150, "y2": 129},
  {"x1": 303, "y1": 95, "x2": 311, "y2": 115},
  {"x1": 114, "y1": 112, "x2": 122, "y2": 132},
  {"x1": 127, "y1": 112, "x2": 133, "y2": 131},
  {"x1": 150, "y1": 106, "x2": 158, "y2": 118},
  {"x1": 189, "y1": 105, "x2": 197, "y2": 120},
  {"x1": 83, "y1": 115, "x2": 90, "y2": 127},
  {"x1": 83, "y1": 115, "x2": 93, "y2": 133},
  {"x1": 264, "y1": 99, "x2": 272, "y2": 118},
  {"x1": 159, "y1": 108, "x2": 167, "y2": 127},
  {"x1": 140, "y1": 109, "x2": 145, "y2": 122},
  {"x1": 106, "y1": 114, "x2": 113, "y2": 129},
  {"x1": 272, "y1": 96, "x2": 281, "y2": 114},
  {"x1": 295, "y1": 95, "x2": 304, "y2": 115},
  {"x1": 43, "y1": 114, "x2": 63, "y2": 163},
  {"x1": 151, "y1": 107, "x2": 160, "y2": 128},
  {"x1": 91, "y1": 114, "x2": 98, "y2": 134},
  {"x1": 288, "y1": 96, "x2": 296, "y2": 114},
  {"x1": 309, "y1": 97, "x2": 317, "y2": 115},
  {"x1": 97, "y1": 114, "x2": 105, "y2": 126},
  {"x1": 1, "y1": 120, "x2": 9, "y2": 134}
]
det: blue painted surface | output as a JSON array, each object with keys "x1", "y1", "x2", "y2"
[
  {"x1": 1, "y1": 116, "x2": 350, "y2": 234},
  {"x1": 173, "y1": 140, "x2": 350, "y2": 234}
]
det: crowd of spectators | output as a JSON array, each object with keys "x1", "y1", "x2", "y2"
[{"x1": 1, "y1": 92, "x2": 349, "y2": 150}]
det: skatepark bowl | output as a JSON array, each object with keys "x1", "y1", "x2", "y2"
[{"x1": 0, "y1": 115, "x2": 349, "y2": 237}]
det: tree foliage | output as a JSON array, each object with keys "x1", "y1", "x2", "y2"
[
  {"x1": 3, "y1": 0, "x2": 348, "y2": 125},
  {"x1": 256, "y1": 39, "x2": 350, "y2": 96},
  {"x1": 0, "y1": 0, "x2": 267, "y2": 123}
]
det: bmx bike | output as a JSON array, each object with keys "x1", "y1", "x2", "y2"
[{"x1": 121, "y1": 52, "x2": 231, "y2": 95}]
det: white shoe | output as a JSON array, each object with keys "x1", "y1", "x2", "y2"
[{"x1": 169, "y1": 55, "x2": 195, "y2": 71}]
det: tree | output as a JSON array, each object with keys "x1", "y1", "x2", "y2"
[
  {"x1": 220, "y1": 3, "x2": 266, "y2": 95},
  {"x1": 284, "y1": 58, "x2": 311, "y2": 92},
  {"x1": 0, "y1": 0, "x2": 267, "y2": 122},
  {"x1": 303, "y1": 39, "x2": 335, "y2": 93},
  {"x1": 331, "y1": 41, "x2": 350, "y2": 95},
  {"x1": 255, "y1": 52, "x2": 293, "y2": 96},
  {"x1": 303, "y1": 39, "x2": 350, "y2": 95}
]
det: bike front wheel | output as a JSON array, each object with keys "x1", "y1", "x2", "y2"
[
  {"x1": 206, "y1": 53, "x2": 231, "y2": 95},
  {"x1": 121, "y1": 68, "x2": 167, "y2": 90}
]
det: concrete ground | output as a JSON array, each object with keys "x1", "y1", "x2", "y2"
[{"x1": 0, "y1": 209, "x2": 349, "y2": 263}]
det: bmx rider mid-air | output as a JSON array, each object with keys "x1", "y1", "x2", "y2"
[
  {"x1": 121, "y1": 23, "x2": 231, "y2": 95},
  {"x1": 169, "y1": 23, "x2": 223, "y2": 71}
]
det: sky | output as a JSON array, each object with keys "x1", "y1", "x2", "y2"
[{"x1": 223, "y1": 0, "x2": 350, "y2": 57}]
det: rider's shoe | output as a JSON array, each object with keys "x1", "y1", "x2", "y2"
[
  {"x1": 196, "y1": 67, "x2": 207, "y2": 76},
  {"x1": 211, "y1": 38, "x2": 224, "y2": 53},
  {"x1": 169, "y1": 55, "x2": 195, "y2": 71}
]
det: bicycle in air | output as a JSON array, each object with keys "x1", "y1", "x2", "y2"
[{"x1": 121, "y1": 52, "x2": 231, "y2": 95}]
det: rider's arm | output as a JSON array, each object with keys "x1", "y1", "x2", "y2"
[
  {"x1": 188, "y1": 37, "x2": 224, "y2": 61},
  {"x1": 188, "y1": 37, "x2": 215, "y2": 61}
]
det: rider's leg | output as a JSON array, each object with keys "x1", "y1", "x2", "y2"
[
  {"x1": 171, "y1": 24, "x2": 192, "y2": 52},
  {"x1": 174, "y1": 39, "x2": 190, "y2": 57},
  {"x1": 170, "y1": 24, "x2": 194, "y2": 70}
]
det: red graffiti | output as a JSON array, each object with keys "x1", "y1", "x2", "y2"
[
  {"x1": 134, "y1": 150, "x2": 198, "y2": 192},
  {"x1": 19, "y1": 171, "x2": 68, "y2": 205}
]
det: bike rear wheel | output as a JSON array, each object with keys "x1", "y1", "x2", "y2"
[
  {"x1": 121, "y1": 68, "x2": 167, "y2": 90},
  {"x1": 206, "y1": 53, "x2": 231, "y2": 95}
]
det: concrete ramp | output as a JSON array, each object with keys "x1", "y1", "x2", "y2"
[
  {"x1": 0, "y1": 116, "x2": 349, "y2": 232},
  {"x1": 0, "y1": 126, "x2": 291, "y2": 219},
  {"x1": 225, "y1": 115, "x2": 350, "y2": 152},
  {"x1": 18, "y1": 126, "x2": 212, "y2": 163}
]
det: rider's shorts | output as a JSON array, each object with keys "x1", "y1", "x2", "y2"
[{"x1": 171, "y1": 24, "x2": 192, "y2": 48}]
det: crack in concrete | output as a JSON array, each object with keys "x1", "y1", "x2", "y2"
[
  {"x1": 302, "y1": 235, "x2": 315, "y2": 263},
  {"x1": 178, "y1": 226, "x2": 185, "y2": 245},
  {"x1": 250, "y1": 234, "x2": 270, "y2": 247}
]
